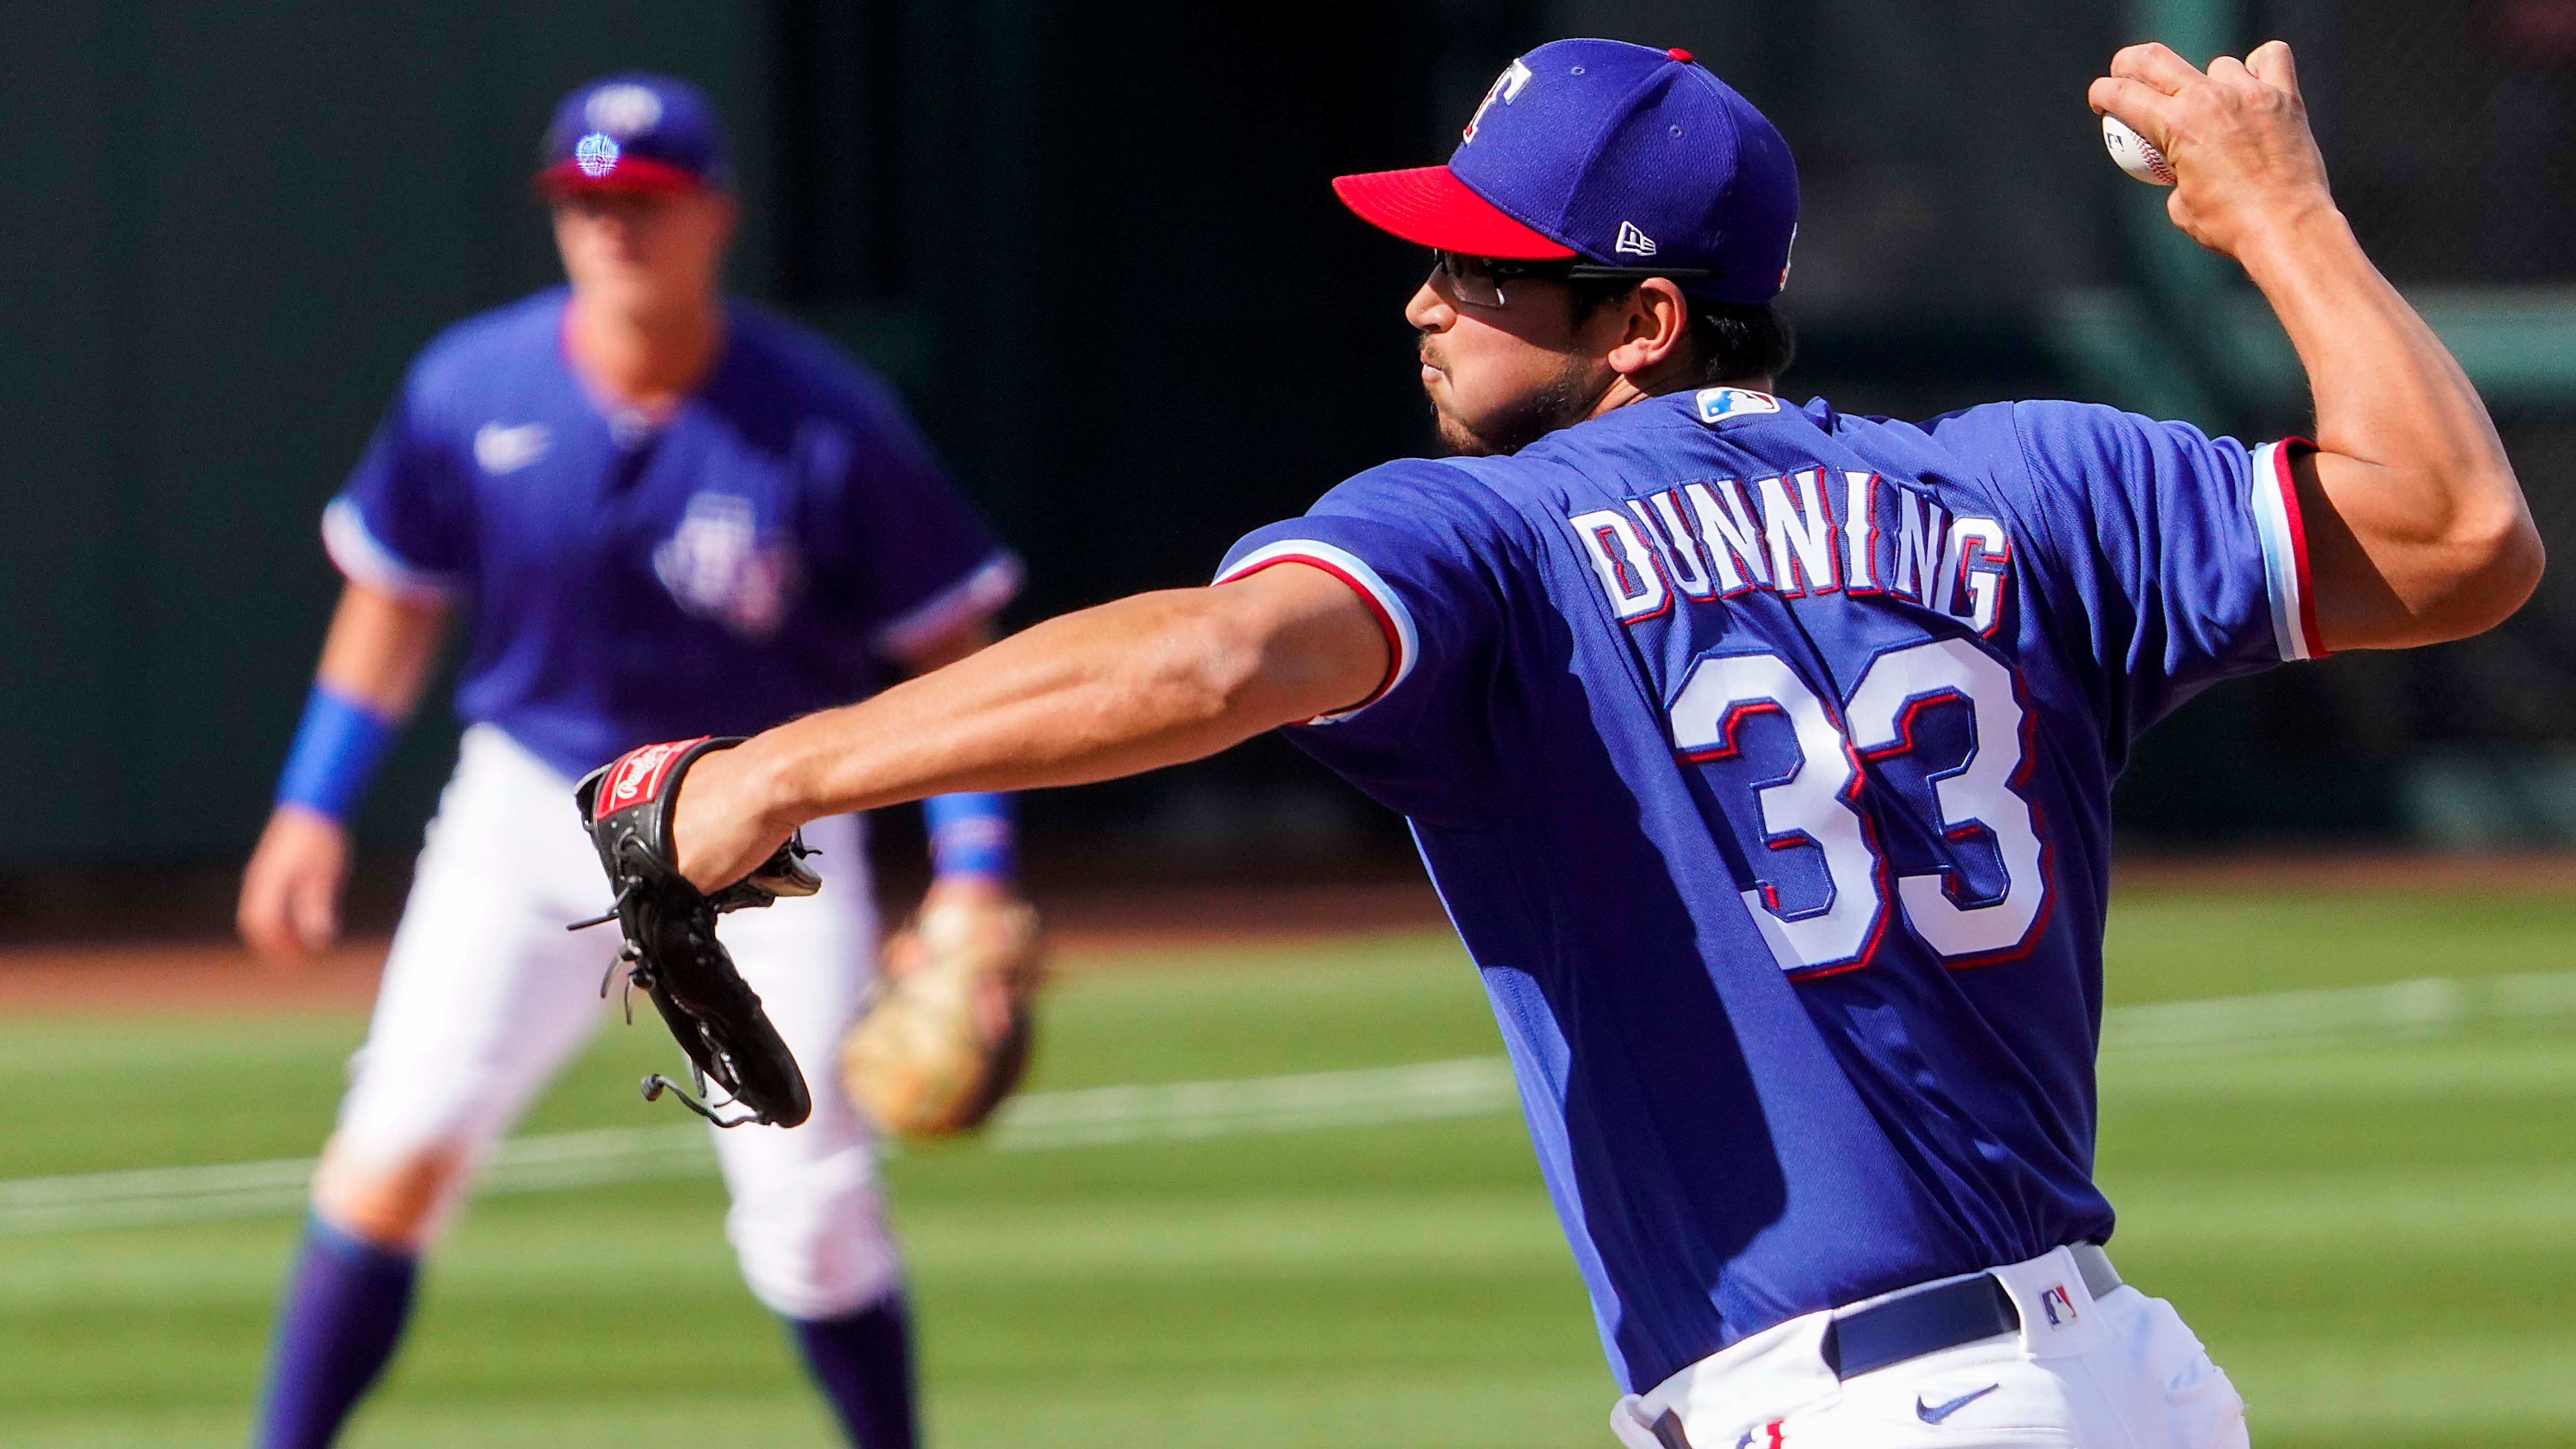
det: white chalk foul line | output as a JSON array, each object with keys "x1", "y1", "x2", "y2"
[
  {"x1": 989, "y1": 1056, "x2": 1515, "y2": 1151},
  {"x1": 0, "y1": 1124, "x2": 724, "y2": 1236},
  {"x1": 2099, "y1": 968, "x2": 2576, "y2": 1058},
  {"x1": 4, "y1": 971, "x2": 2570, "y2": 1236}
]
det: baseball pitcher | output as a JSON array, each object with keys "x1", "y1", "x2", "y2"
[
  {"x1": 598, "y1": 40, "x2": 2539, "y2": 1449},
  {"x1": 233, "y1": 74, "x2": 1028, "y2": 1449}
]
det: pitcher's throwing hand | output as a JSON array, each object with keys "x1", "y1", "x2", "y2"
[{"x1": 2088, "y1": 40, "x2": 2335, "y2": 257}]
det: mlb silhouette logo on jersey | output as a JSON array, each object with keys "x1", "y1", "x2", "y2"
[
  {"x1": 1694, "y1": 388, "x2": 1779, "y2": 423},
  {"x1": 2040, "y1": 1284, "x2": 2078, "y2": 1326}
]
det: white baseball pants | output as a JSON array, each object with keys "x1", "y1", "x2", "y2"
[
  {"x1": 330, "y1": 723, "x2": 900, "y2": 1320},
  {"x1": 1610, "y1": 1245, "x2": 2249, "y2": 1449}
]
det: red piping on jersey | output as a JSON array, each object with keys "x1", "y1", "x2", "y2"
[
  {"x1": 1215, "y1": 554, "x2": 1405, "y2": 714},
  {"x1": 2271, "y1": 437, "x2": 2329, "y2": 659}
]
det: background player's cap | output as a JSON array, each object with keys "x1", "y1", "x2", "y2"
[
  {"x1": 534, "y1": 73, "x2": 734, "y2": 197},
  {"x1": 1332, "y1": 39, "x2": 1800, "y2": 305}
]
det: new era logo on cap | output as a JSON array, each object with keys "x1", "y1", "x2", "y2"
[{"x1": 1331, "y1": 39, "x2": 1800, "y2": 305}]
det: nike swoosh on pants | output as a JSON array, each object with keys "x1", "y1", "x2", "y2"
[{"x1": 1915, "y1": 1383, "x2": 2001, "y2": 1424}]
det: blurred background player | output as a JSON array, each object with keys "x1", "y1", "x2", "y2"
[{"x1": 231, "y1": 73, "x2": 1023, "y2": 1449}]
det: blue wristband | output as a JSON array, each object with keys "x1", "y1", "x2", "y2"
[
  {"x1": 924, "y1": 792, "x2": 1016, "y2": 879},
  {"x1": 274, "y1": 686, "x2": 400, "y2": 823}
]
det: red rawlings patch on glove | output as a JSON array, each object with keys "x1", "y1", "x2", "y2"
[{"x1": 597, "y1": 737, "x2": 711, "y2": 814}]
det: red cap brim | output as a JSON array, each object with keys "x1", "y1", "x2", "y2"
[
  {"x1": 533, "y1": 156, "x2": 706, "y2": 198},
  {"x1": 1330, "y1": 165, "x2": 1576, "y2": 260}
]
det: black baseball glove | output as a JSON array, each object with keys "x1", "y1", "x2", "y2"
[{"x1": 571, "y1": 736, "x2": 820, "y2": 1129}]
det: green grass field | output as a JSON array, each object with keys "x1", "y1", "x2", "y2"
[{"x1": 2, "y1": 890, "x2": 2572, "y2": 1447}]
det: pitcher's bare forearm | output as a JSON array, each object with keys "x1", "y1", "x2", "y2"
[
  {"x1": 2092, "y1": 41, "x2": 2541, "y2": 649},
  {"x1": 2232, "y1": 207, "x2": 2537, "y2": 646},
  {"x1": 673, "y1": 565, "x2": 1388, "y2": 890}
]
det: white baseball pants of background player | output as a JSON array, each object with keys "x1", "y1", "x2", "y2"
[
  {"x1": 1609, "y1": 1245, "x2": 2249, "y2": 1449},
  {"x1": 326, "y1": 722, "x2": 898, "y2": 1319}
]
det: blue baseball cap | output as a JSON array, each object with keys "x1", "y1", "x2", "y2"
[
  {"x1": 534, "y1": 73, "x2": 734, "y2": 197},
  {"x1": 1334, "y1": 40, "x2": 1800, "y2": 305}
]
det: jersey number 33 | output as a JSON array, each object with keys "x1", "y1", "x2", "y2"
[{"x1": 1670, "y1": 637, "x2": 2049, "y2": 976}]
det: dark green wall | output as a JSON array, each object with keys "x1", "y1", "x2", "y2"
[
  {"x1": 13, "y1": 1, "x2": 2544, "y2": 868},
  {"x1": 0, "y1": 1, "x2": 1451, "y2": 864},
  {"x1": 1, "y1": 5, "x2": 782, "y2": 860}
]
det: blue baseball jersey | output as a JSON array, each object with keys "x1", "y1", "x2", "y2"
[
  {"x1": 1215, "y1": 388, "x2": 2320, "y2": 1392},
  {"x1": 324, "y1": 288, "x2": 1018, "y2": 780}
]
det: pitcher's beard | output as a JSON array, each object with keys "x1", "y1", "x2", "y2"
[{"x1": 1425, "y1": 363, "x2": 1601, "y2": 458}]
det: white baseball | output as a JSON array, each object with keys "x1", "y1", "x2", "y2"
[{"x1": 2101, "y1": 114, "x2": 2176, "y2": 186}]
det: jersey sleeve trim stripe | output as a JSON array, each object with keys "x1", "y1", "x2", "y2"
[
  {"x1": 872, "y1": 551, "x2": 1024, "y2": 660},
  {"x1": 321, "y1": 497, "x2": 467, "y2": 601},
  {"x1": 1212, "y1": 540, "x2": 1418, "y2": 724},
  {"x1": 2247, "y1": 439, "x2": 2327, "y2": 661}
]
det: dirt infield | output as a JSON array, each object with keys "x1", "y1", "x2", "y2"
[
  {"x1": 4, "y1": 855, "x2": 2568, "y2": 1012},
  {"x1": 0, "y1": 879, "x2": 1456, "y2": 1012}
]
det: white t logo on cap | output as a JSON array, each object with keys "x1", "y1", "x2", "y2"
[{"x1": 1463, "y1": 59, "x2": 1533, "y2": 144}]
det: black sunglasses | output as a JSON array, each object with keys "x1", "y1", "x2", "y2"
[{"x1": 1429, "y1": 249, "x2": 1715, "y2": 308}]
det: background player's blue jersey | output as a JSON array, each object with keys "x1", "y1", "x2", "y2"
[
  {"x1": 1216, "y1": 389, "x2": 2321, "y2": 1392},
  {"x1": 325, "y1": 287, "x2": 1019, "y2": 779}
]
